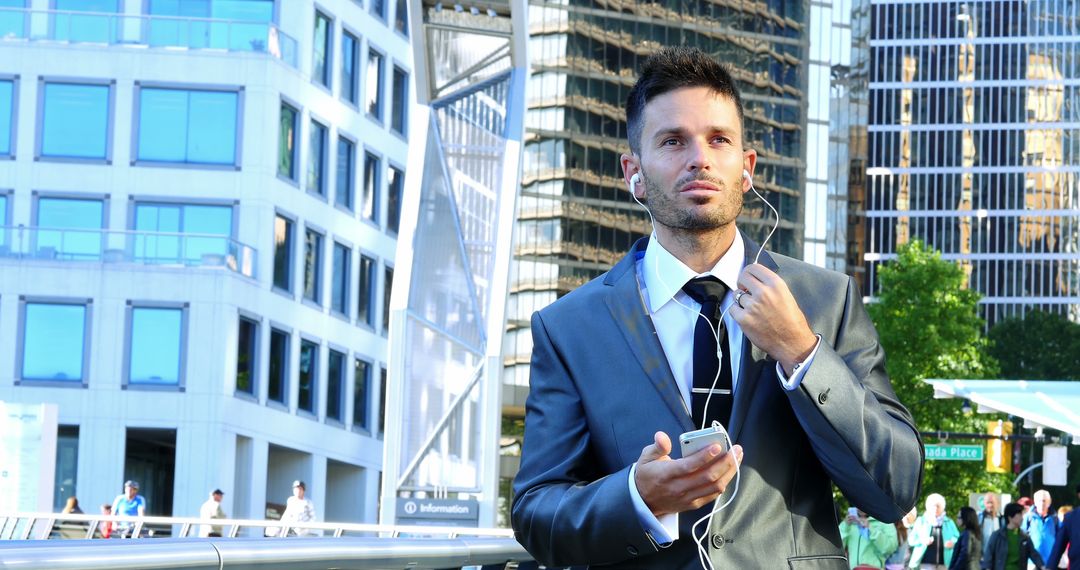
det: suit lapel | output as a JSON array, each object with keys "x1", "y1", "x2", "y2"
[
  {"x1": 730, "y1": 235, "x2": 781, "y2": 443},
  {"x1": 603, "y1": 238, "x2": 693, "y2": 431}
]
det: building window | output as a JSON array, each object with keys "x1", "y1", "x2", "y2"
[
  {"x1": 21, "y1": 300, "x2": 89, "y2": 382},
  {"x1": 298, "y1": 339, "x2": 318, "y2": 414},
  {"x1": 137, "y1": 87, "x2": 239, "y2": 166},
  {"x1": 0, "y1": 1, "x2": 26, "y2": 39},
  {"x1": 353, "y1": 358, "x2": 370, "y2": 430},
  {"x1": 341, "y1": 30, "x2": 358, "y2": 105},
  {"x1": 0, "y1": 193, "x2": 8, "y2": 249},
  {"x1": 394, "y1": 0, "x2": 408, "y2": 35},
  {"x1": 236, "y1": 316, "x2": 258, "y2": 396},
  {"x1": 307, "y1": 119, "x2": 328, "y2": 196},
  {"x1": 366, "y1": 48, "x2": 384, "y2": 120},
  {"x1": 378, "y1": 365, "x2": 387, "y2": 436},
  {"x1": 267, "y1": 328, "x2": 289, "y2": 404},
  {"x1": 278, "y1": 102, "x2": 299, "y2": 180},
  {"x1": 326, "y1": 349, "x2": 345, "y2": 422},
  {"x1": 362, "y1": 151, "x2": 380, "y2": 224},
  {"x1": 335, "y1": 136, "x2": 355, "y2": 210},
  {"x1": 53, "y1": 426, "x2": 79, "y2": 511},
  {"x1": 370, "y1": 0, "x2": 385, "y2": 20},
  {"x1": 383, "y1": 265, "x2": 393, "y2": 335},
  {"x1": 357, "y1": 253, "x2": 375, "y2": 326},
  {"x1": 127, "y1": 305, "x2": 185, "y2": 386},
  {"x1": 147, "y1": 0, "x2": 274, "y2": 51},
  {"x1": 391, "y1": 66, "x2": 408, "y2": 135},
  {"x1": 303, "y1": 228, "x2": 323, "y2": 304},
  {"x1": 0, "y1": 79, "x2": 13, "y2": 157},
  {"x1": 273, "y1": 214, "x2": 294, "y2": 292},
  {"x1": 331, "y1": 241, "x2": 350, "y2": 315},
  {"x1": 312, "y1": 10, "x2": 332, "y2": 88},
  {"x1": 387, "y1": 165, "x2": 403, "y2": 234},
  {"x1": 40, "y1": 82, "x2": 111, "y2": 160},
  {"x1": 35, "y1": 196, "x2": 104, "y2": 260},
  {"x1": 54, "y1": 0, "x2": 119, "y2": 43},
  {"x1": 133, "y1": 202, "x2": 232, "y2": 264}
]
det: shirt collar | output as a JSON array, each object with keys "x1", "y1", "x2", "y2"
[{"x1": 642, "y1": 230, "x2": 745, "y2": 313}]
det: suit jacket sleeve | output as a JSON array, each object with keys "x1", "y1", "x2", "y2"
[
  {"x1": 1047, "y1": 512, "x2": 1070, "y2": 568},
  {"x1": 785, "y1": 275, "x2": 924, "y2": 522},
  {"x1": 511, "y1": 311, "x2": 657, "y2": 567}
]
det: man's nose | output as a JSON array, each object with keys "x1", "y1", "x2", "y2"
[{"x1": 686, "y1": 139, "x2": 713, "y2": 172}]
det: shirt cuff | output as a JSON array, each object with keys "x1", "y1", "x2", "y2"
[
  {"x1": 776, "y1": 334, "x2": 822, "y2": 390},
  {"x1": 628, "y1": 462, "x2": 678, "y2": 544}
]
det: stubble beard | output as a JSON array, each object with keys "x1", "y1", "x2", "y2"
[{"x1": 642, "y1": 172, "x2": 743, "y2": 232}]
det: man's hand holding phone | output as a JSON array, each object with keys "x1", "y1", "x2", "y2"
[{"x1": 634, "y1": 430, "x2": 742, "y2": 518}]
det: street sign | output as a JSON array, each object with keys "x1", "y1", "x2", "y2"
[
  {"x1": 396, "y1": 497, "x2": 480, "y2": 527},
  {"x1": 925, "y1": 444, "x2": 984, "y2": 461}
]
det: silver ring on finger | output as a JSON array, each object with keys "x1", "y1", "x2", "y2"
[{"x1": 734, "y1": 290, "x2": 746, "y2": 308}]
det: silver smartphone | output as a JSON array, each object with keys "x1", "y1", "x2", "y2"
[{"x1": 679, "y1": 424, "x2": 731, "y2": 458}]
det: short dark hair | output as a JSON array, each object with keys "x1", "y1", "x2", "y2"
[
  {"x1": 959, "y1": 506, "x2": 979, "y2": 533},
  {"x1": 1004, "y1": 502, "x2": 1023, "y2": 519},
  {"x1": 625, "y1": 46, "x2": 746, "y2": 155}
]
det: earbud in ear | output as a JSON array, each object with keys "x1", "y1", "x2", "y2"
[
  {"x1": 743, "y1": 169, "x2": 751, "y2": 181},
  {"x1": 630, "y1": 173, "x2": 641, "y2": 188}
]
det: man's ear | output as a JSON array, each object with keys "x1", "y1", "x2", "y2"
[{"x1": 620, "y1": 153, "x2": 643, "y2": 198}]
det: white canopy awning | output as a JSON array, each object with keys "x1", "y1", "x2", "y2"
[{"x1": 924, "y1": 379, "x2": 1080, "y2": 439}]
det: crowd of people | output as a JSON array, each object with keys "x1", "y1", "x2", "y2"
[
  {"x1": 58, "y1": 478, "x2": 320, "y2": 538},
  {"x1": 840, "y1": 485, "x2": 1080, "y2": 570}
]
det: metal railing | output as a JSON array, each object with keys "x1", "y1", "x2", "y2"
[
  {"x1": 0, "y1": 513, "x2": 535, "y2": 569},
  {"x1": 0, "y1": 7, "x2": 298, "y2": 68},
  {"x1": 0, "y1": 225, "x2": 258, "y2": 279}
]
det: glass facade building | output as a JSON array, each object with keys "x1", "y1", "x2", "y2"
[
  {"x1": 866, "y1": 0, "x2": 1080, "y2": 324},
  {"x1": 0, "y1": 0, "x2": 412, "y2": 521}
]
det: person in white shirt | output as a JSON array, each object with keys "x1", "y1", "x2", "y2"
[
  {"x1": 198, "y1": 489, "x2": 226, "y2": 538},
  {"x1": 280, "y1": 480, "x2": 317, "y2": 536}
]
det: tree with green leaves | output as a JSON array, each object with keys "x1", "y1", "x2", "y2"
[
  {"x1": 989, "y1": 310, "x2": 1080, "y2": 380},
  {"x1": 866, "y1": 240, "x2": 1013, "y2": 512}
]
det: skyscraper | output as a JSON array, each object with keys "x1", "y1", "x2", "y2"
[{"x1": 865, "y1": 0, "x2": 1080, "y2": 324}]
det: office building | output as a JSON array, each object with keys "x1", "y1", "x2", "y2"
[
  {"x1": 0, "y1": 0, "x2": 412, "y2": 523},
  {"x1": 865, "y1": 0, "x2": 1080, "y2": 323}
]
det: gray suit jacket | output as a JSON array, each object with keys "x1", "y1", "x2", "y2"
[{"x1": 511, "y1": 236, "x2": 924, "y2": 569}]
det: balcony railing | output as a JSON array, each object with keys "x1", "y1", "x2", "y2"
[
  {"x1": 0, "y1": 7, "x2": 298, "y2": 68},
  {"x1": 0, "y1": 225, "x2": 257, "y2": 279}
]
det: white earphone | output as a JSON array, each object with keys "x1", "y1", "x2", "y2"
[{"x1": 629, "y1": 173, "x2": 642, "y2": 193}]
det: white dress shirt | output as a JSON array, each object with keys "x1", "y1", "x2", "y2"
[{"x1": 627, "y1": 231, "x2": 821, "y2": 544}]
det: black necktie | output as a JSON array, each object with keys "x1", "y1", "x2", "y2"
[{"x1": 681, "y1": 276, "x2": 733, "y2": 429}]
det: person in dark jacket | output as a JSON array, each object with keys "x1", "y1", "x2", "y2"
[
  {"x1": 1047, "y1": 484, "x2": 1080, "y2": 569},
  {"x1": 950, "y1": 506, "x2": 982, "y2": 570},
  {"x1": 983, "y1": 502, "x2": 1047, "y2": 570}
]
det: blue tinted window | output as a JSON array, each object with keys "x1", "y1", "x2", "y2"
[
  {"x1": 41, "y1": 83, "x2": 110, "y2": 159},
  {"x1": 357, "y1": 254, "x2": 375, "y2": 326},
  {"x1": 134, "y1": 202, "x2": 232, "y2": 262},
  {"x1": 148, "y1": 0, "x2": 272, "y2": 50},
  {"x1": 341, "y1": 32, "x2": 357, "y2": 104},
  {"x1": 138, "y1": 88, "x2": 238, "y2": 165},
  {"x1": 353, "y1": 358, "x2": 370, "y2": 429},
  {"x1": 0, "y1": 194, "x2": 7, "y2": 248},
  {"x1": 298, "y1": 340, "x2": 318, "y2": 413},
  {"x1": 366, "y1": 50, "x2": 384, "y2": 119},
  {"x1": 313, "y1": 11, "x2": 331, "y2": 87},
  {"x1": 129, "y1": 307, "x2": 183, "y2": 385},
  {"x1": 0, "y1": 80, "x2": 12, "y2": 156},
  {"x1": 0, "y1": 0, "x2": 26, "y2": 39},
  {"x1": 54, "y1": 0, "x2": 119, "y2": 43},
  {"x1": 268, "y1": 328, "x2": 288, "y2": 403},
  {"x1": 36, "y1": 197, "x2": 104, "y2": 260},
  {"x1": 273, "y1": 215, "x2": 293, "y2": 291},
  {"x1": 331, "y1": 242, "x2": 349, "y2": 314},
  {"x1": 335, "y1": 137, "x2": 354, "y2": 210},
  {"x1": 362, "y1": 152, "x2": 380, "y2": 223},
  {"x1": 303, "y1": 229, "x2": 323, "y2": 303},
  {"x1": 23, "y1": 302, "x2": 86, "y2": 381},
  {"x1": 326, "y1": 349, "x2": 345, "y2": 421},
  {"x1": 307, "y1": 120, "x2": 327, "y2": 195},
  {"x1": 278, "y1": 103, "x2": 298, "y2": 179}
]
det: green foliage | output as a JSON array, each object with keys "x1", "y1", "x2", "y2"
[
  {"x1": 988, "y1": 310, "x2": 1080, "y2": 380},
  {"x1": 867, "y1": 240, "x2": 1014, "y2": 511}
]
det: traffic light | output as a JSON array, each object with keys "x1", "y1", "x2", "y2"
[{"x1": 985, "y1": 420, "x2": 1013, "y2": 473}]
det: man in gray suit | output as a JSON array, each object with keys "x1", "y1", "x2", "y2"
[{"x1": 511, "y1": 46, "x2": 924, "y2": 569}]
